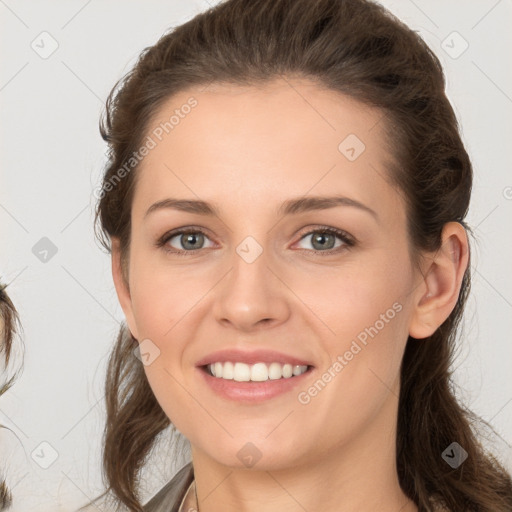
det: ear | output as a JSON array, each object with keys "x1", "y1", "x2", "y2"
[
  {"x1": 409, "y1": 222, "x2": 469, "y2": 339},
  {"x1": 111, "y1": 237, "x2": 140, "y2": 340}
]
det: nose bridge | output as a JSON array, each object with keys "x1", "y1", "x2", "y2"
[
  {"x1": 232, "y1": 235, "x2": 269, "y2": 290},
  {"x1": 212, "y1": 233, "x2": 290, "y2": 330}
]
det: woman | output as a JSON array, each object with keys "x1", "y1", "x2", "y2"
[
  {"x1": 0, "y1": 282, "x2": 21, "y2": 510},
  {"x1": 90, "y1": 0, "x2": 512, "y2": 510}
]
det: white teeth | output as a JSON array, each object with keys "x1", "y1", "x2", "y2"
[
  {"x1": 268, "y1": 362, "x2": 282, "y2": 380},
  {"x1": 207, "y1": 362, "x2": 308, "y2": 381},
  {"x1": 250, "y1": 362, "x2": 268, "y2": 382},
  {"x1": 222, "y1": 361, "x2": 234, "y2": 379},
  {"x1": 292, "y1": 365, "x2": 304, "y2": 376},
  {"x1": 234, "y1": 362, "x2": 251, "y2": 382}
]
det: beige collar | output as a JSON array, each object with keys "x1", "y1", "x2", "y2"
[{"x1": 177, "y1": 479, "x2": 198, "y2": 512}]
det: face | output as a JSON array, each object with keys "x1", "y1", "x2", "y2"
[{"x1": 114, "y1": 78, "x2": 427, "y2": 471}]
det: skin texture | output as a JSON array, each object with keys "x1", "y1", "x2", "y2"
[{"x1": 111, "y1": 78, "x2": 468, "y2": 512}]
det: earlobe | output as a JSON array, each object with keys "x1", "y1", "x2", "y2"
[
  {"x1": 111, "y1": 237, "x2": 140, "y2": 340},
  {"x1": 409, "y1": 222, "x2": 469, "y2": 339}
]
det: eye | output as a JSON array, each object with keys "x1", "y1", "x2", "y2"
[
  {"x1": 156, "y1": 228, "x2": 215, "y2": 254},
  {"x1": 156, "y1": 225, "x2": 355, "y2": 256},
  {"x1": 294, "y1": 226, "x2": 354, "y2": 254}
]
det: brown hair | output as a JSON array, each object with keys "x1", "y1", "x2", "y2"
[
  {"x1": 0, "y1": 282, "x2": 21, "y2": 510},
  {"x1": 92, "y1": 0, "x2": 512, "y2": 510}
]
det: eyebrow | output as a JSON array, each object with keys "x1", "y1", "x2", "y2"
[{"x1": 144, "y1": 195, "x2": 378, "y2": 221}]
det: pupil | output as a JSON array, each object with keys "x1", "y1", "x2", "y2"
[
  {"x1": 183, "y1": 233, "x2": 202, "y2": 250},
  {"x1": 314, "y1": 232, "x2": 333, "y2": 250}
]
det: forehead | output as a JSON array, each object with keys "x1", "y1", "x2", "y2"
[{"x1": 132, "y1": 77, "x2": 402, "y2": 222}]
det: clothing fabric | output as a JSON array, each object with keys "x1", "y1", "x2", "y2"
[
  {"x1": 177, "y1": 479, "x2": 198, "y2": 512},
  {"x1": 143, "y1": 462, "x2": 196, "y2": 512}
]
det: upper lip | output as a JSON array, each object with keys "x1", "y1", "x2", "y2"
[{"x1": 196, "y1": 349, "x2": 313, "y2": 367}]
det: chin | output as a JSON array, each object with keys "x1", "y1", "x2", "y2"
[{"x1": 197, "y1": 436, "x2": 308, "y2": 472}]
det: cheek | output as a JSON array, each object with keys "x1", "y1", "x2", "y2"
[
  {"x1": 126, "y1": 251, "x2": 217, "y2": 423},
  {"x1": 128, "y1": 250, "x2": 215, "y2": 339},
  {"x1": 298, "y1": 251, "x2": 413, "y2": 401},
  {"x1": 141, "y1": 360, "x2": 200, "y2": 440},
  {"x1": 294, "y1": 250, "x2": 413, "y2": 349},
  {"x1": 288, "y1": 269, "x2": 411, "y2": 453}
]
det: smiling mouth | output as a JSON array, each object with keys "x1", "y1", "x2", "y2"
[{"x1": 202, "y1": 361, "x2": 313, "y2": 382}]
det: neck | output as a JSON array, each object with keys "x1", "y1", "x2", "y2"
[{"x1": 190, "y1": 392, "x2": 418, "y2": 512}]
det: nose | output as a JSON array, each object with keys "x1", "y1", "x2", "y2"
[{"x1": 212, "y1": 244, "x2": 291, "y2": 333}]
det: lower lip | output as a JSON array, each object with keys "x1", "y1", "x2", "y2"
[{"x1": 197, "y1": 366, "x2": 314, "y2": 403}]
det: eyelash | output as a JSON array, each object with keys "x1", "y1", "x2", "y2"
[{"x1": 155, "y1": 225, "x2": 356, "y2": 257}]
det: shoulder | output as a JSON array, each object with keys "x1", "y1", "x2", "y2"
[{"x1": 143, "y1": 462, "x2": 194, "y2": 512}]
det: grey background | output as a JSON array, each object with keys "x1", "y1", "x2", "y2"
[{"x1": 1, "y1": 1, "x2": 511, "y2": 510}]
